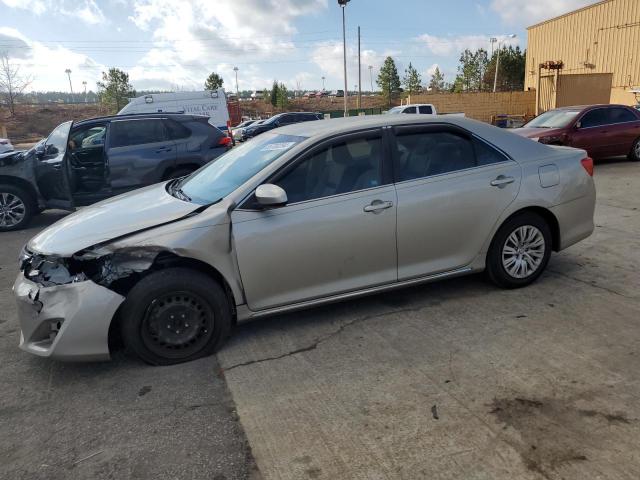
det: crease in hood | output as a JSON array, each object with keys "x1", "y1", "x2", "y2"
[{"x1": 28, "y1": 182, "x2": 206, "y2": 256}]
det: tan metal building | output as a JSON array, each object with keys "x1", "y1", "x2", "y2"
[{"x1": 525, "y1": 0, "x2": 640, "y2": 113}]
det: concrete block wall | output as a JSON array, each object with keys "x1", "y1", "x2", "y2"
[{"x1": 409, "y1": 90, "x2": 537, "y2": 123}]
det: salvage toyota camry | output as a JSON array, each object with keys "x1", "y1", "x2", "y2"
[{"x1": 14, "y1": 116, "x2": 596, "y2": 365}]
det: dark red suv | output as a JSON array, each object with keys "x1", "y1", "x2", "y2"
[{"x1": 513, "y1": 104, "x2": 640, "y2": 161}]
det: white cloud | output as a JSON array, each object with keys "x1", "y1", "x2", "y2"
[
  {"x1": 0, "y1": 28, "x2": 106, "y2": 91},
  {"x1": 124, "y1": 0, "x2": 327, "y2": 89},
  {"x1": 1, "y1": 0, "x2": 107, "y2": 25},
  {"x1": 490, "y1": 0, "x2": 595, "y2": 26},
  {"x1": 417, "y1": 33, "x2": 519, "y2": 57},
  {"x1": 311, "y1": 40, "x2": 398, "y2": 91}
]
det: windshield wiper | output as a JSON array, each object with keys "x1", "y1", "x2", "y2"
[{"x1": 168, "y1": 178, "x2": 192, "y2": 202}]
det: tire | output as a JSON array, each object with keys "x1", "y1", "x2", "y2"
[
  {"x1": 628, "y1": 137, "x2": 640, "y2": 162},
  {"x1": 486, "y1": 212, "x2": 552, "y2": 289},
  {"x1": 120, "y1": 268, "x2": 232, "y2": 365},
  {"x1": 165, "y1": 167, "x2": 196, "y2": 180},
  {"x1": 0, "y1": 183, "x2": 35, "y2": 232}
]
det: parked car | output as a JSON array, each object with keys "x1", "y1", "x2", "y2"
[
  {"x1": 329, "y1": 90, "x2": 344, "y2": 98},
  {"x1": 118, "y1": 90, "x2": 231, "y2": 133},
  {"x1": 15, "y1": 115, "x2": 595, "y2": 365},
  {"x1": 0, "y1": 113, "x2": 231, "y2": 231},
  {"x1": 316, "y1": 91, "x2": 328, "y2": 98},
  {"x1": 231, "y1": 119, "x2": 257, "y2": 142},
  {"x1": 243, "y1": 112, "x2": 323, "y2": 139},
  {"x1": 513, "y1": 104, "x2": 640, "y2": 161},
  {"x1": 387, "y1": 104, "x2": 437, "y2": 115},
  {"x1": 0, "y1": 137, "x2": 14, "y2": 154},
  {"x1": 303, "y1": 91, "x2": 316, "y2": 99}
]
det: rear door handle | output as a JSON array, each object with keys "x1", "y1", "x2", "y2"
[
  {"x1": 363, "y1": 200, "x2": 393, "y2": 213},
  {"x1": 155, "y1": 147, "x2": 172, "y2": 153},
  {"x1": 490, "y1": 175, "x2": 515, "y2": 187}
]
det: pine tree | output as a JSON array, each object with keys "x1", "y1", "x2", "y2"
[
  {"x1": 428, "y1": 67, "x2": 446, "y2": 92},
  {"x1": 270, "y1": 80, "x2": 279, "y2": 107},
  {"x1": 96, "y1": 68, "x2": 135, "y2": 112},
  {"x1": 276, "y1": 83, "x2": 289, "y2": 109},
  {"x1": 403, "y1": 62, "x2": 422, "y2": 98},
  {"x1": 377, "y1": 56, "x2": 401, "y2": 107}
]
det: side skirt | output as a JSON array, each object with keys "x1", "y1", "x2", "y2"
[{"x1": 235, "y1": 266, "x2": 475, "y2": 323}]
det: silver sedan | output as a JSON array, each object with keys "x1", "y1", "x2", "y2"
[{"x1": 14, "y1": 115, "x2": 596, "y2": 364}]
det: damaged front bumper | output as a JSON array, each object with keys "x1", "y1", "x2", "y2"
[{"x1": 13, "y1": 273, "x2": 124, "y2": 361}]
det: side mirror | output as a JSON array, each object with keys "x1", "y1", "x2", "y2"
[
  {"x1": 35, "y1": 143, "x2": 45, "y2": 159},
  {"x1": 255, "y1": 184, "x2": 287, "y2": 207},
  {"x1": 575, "y1": 121, "x2": 582, "y2": 129}
]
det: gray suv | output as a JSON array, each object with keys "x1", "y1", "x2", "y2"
[{"x1": 0, "y1": 113, "x2": 230, "y2": 231}]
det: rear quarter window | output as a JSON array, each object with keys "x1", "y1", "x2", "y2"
[{"x1": 164, "y1": 119, "x2": 191, "y2": 139}]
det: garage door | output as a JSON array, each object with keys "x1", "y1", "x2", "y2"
[{"x1": 556, "y1": 73, "x2": 612, "y2": 107}]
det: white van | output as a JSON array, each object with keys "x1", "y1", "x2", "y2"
[{"x1": 118, "y1": 90, "x2": 231, "y2": 131}]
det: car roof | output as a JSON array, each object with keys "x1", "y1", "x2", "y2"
[
  {"x1": 554, "y1": 104, "x2": 632, "y2": 112},
  {"x1": 275, "y1": 114, "x2": 558, "y2": 163},
  {"x1": 73, "y1": 113, "x2": 206, "y2": 128}
]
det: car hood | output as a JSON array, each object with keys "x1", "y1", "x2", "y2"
[
  {"x1": 28, "y1": 182, "x2": 202, "y2": 256},
  {"x1": 511, "y1": 127, "x2": 566, "y2": 138}
]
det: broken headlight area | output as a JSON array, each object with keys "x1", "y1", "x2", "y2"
[
  {"x1": 20, "y1": 247, "x2": 87, "y2": 287},
  {"x1": 20, "y1": 246, "x2": 163, "y2": 293}
]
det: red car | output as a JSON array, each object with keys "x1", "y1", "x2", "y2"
[{"x1": 513, "y1": 104, "x2": 640, "y2": 161}]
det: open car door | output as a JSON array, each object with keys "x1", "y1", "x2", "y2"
[{"x1": 34, "y1": 120, "x2": 75, "y2": 210}]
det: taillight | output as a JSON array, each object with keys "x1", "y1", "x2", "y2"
[
  {"x1": 581, "y1": 157, "x2": 594, "y2": 177},
  {"x1": 218, "y1": 136, "x2": 232, "y2": 147}
]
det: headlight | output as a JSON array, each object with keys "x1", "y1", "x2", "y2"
[
  {"x1": 18, "y1": 245, "x2": 32, "y2": 268},
  {"x1": 530, "y1": 137, "x2": 539, "y2": 142}
]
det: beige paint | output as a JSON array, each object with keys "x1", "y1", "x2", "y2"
[{"x1": 526, "y1": 0, "x2": 640, "y2": 107}]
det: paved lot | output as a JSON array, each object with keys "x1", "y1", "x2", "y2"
[
  {"x1": 0, "y1": 216, "x2": 259, "y2": 479},
  {"x1": 217, "y1": 158, "x2": 640, "y2": 480},
  {"x1": 1, "y1": 158, "x2": 638, "y2": 480}
]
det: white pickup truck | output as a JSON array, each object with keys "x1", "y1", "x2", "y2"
[{"x1": 386, "y1": 103, "x2": 465, "y2": 117}]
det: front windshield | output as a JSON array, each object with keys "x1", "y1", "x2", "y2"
[
  {"x1": 386, "y1": 107, "x2": 404, "y2": 114},
  {"x1": 524, "y1": 110, "x2": 580, "y2": 128},
  {"x1": 177, "y1": 133, "x2": 307, "y2": 204}
]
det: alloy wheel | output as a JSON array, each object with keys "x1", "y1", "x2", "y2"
[
  {"x1": 0, "y1": 192, "x2": 26, "y2": 227},
  {"x1": 635, "y1": 141, "x2": 640, "y2": 159},
  {"x1": 501, "y1": 225, "x2": 546, "y2": 279}
]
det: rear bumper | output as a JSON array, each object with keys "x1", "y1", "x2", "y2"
[{"x1": 13, "y1": 273, "x2": 124, "y2": 361}]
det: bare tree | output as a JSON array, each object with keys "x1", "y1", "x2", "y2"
[{"x1": 0, "y1": 53, "x2": 32, "y2": 116}]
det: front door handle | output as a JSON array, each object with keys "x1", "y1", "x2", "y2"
[
  {"x1": 363, "y1": 200, "x2": 393, "y2": 213},
  {"x1": 490, "y1": 175, "x2": 515, "y2": 187}
]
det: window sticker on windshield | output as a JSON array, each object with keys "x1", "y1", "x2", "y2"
[{"x1": 261, "y1": 142, "x2": 297, "y2": 151}]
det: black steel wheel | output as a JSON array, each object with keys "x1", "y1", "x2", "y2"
[{"x1": 120, "y1": 268, "x2": 232, "y2": 365}]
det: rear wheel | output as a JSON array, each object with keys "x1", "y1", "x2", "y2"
[
  {"x1": 486, "y1": 212, "x2": 552, "y2": 289},
  {"x1": 120, "y1": 268, "x2": 232, "y2": 365},
  {"x1": 629, "y1": 138, "x2": 640, "y2": 162},
  {"x1": 0, "y1": 184, "x2": 35, "y2": 232}
]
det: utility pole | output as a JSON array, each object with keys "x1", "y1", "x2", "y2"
[
  {"x1": 338, "y1": 0, "x2": 350, "y2": 117},
  {"x1": 65, "y1": 69, "x2": 73, "y2": 94},
  {"x1": 82, "y1": 81, "x2": 87, "y2": 103},
  {"x1": 368, "y1": 65, "x2": 374, "y2": 93},
  {"x1": 357, "y1": 26, "x2": 361, "y2": 109},
  {"x1": 233, "y1": 66, "x2": 239, "y2": 99},
  {"x1": 322, "y1": 76, "x2": 325, "y2": 91}
]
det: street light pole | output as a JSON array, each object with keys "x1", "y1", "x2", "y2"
[
  {"x1": 338, "y1": 0, "x2": 350, "y2": 117},
  {"x1": 82, "y1": 81, "x2": 87, "y2": 103},
  {"x1": 368, "y1": 65, "x2": 373, "y2": 93},
  {"x1": 233, "y1": 66, "x2": 239, "y2": 99},
  {"x1": 65, "y1": 69, "x2": 73, "y2": 94},
  {"x1": 493, "y1": 34, "x2": 516, "y2": 93},
  {"x1": 322, "y1": 76, "x2": 325, "y2": 91}
]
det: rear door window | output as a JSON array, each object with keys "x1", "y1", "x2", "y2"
[
  {"x1": 606, "y1": 107, "x2": 637, "y2": 124},
  {"x1": 419, "y1": 105, "x2": 433, "y2": 114},
  {"x1": 109, "y1": 119, "x2": 168, "y2": 148}
]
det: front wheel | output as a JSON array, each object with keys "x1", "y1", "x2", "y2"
[
  {"x1": 120, "y1": 268, "x2": 232, "y2": 365},
  {"x1": 486, "y1": 212, "x2": 552, "y2": 289}
]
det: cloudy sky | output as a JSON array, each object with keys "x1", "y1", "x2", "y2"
[{"x1": 0, "y1": 0, "x2": 594, "y2": 93}]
